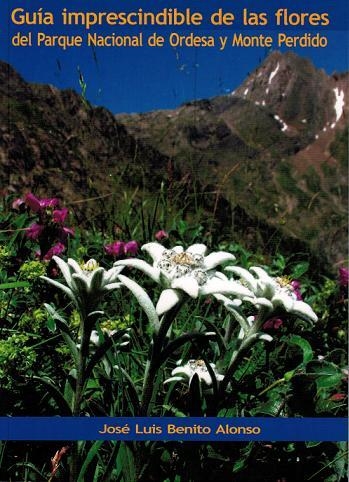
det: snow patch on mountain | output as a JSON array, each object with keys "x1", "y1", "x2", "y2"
[
  {"x1": 274, "y1": 114, "x2": 288, "y2": 132},
  {"x1": 333, "y1": 87, "x2": 345, "y2": 123},
  {"x1": 268, "y1": 62, "x2": 280, "y2": 84}
]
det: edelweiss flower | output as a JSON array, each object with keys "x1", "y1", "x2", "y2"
[
  {"x1": 226, "y1": 266, "x2": 318, "y2": 322},
  {"x1": 41, "y1": 256, "x2": 123, "y2": 313},
  {"x1": 164, "y1": 359, "x2": 224, "y2": 387},
  {"x1": 115, "y1": 242, "x2": 252, "y2": 315}
]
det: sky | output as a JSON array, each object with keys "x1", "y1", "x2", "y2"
[{"x1": 0, "y1": 0, "x2": 348, "y2": 114}]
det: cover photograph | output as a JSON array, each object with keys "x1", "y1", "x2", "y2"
[{"x1": 0, "y1": 0, "x2": 347, "y2": 480}]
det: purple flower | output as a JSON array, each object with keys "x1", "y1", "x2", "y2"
[
  {"x1": 40, "y1": 197, "x2": 59, "y2": 209},
  {"x1": 290, "y1": 280, "x2": 303, "y2": 300},
  {"x1": 155, "y1": 230, "x2": 169, "y2": 241},
  {"x1": 338, "y1": 267, "x2": 349, "y2": 287},
  {"x1": 43, "y1": 242, "x2": 65, "y2": 261},
  {"x1": 124, "y1": 240, "x2": 138, "y2": 256},
  {"x1": 25, "y1": 193, "x2": 59, "y2": 212},
  {"x1": 52, "y1": 208, "x2": 69, "y2": 224},
  {"x1": 26, "y1": 223, "x2": 44, "y2": 240},
  {"x1": 263, "y1": 317, "x2": 283, "y2": 330},
  {"x1": 25, "y1": 193, "x2": 42, "y2": 213},
  {"x1": 105, "y1": 241, "x2": 125, "y2": 257}
]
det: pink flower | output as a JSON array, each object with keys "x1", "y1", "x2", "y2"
[
  {"x1": 26, "y1": 223, "x2": 44, "y2": 240},
  {"x1": 43, "y1": 242, "x2": 65, "y2": 261},
  {"x1": 263, "y1": 317, "x2": 283, "y2": 330},
  {"x1": 25, "y1": 193, "x2": 59, "y2": 212},
  {"x1": 25, "y1": 193, "x2": 42, "y2": 213},
  {"x1": 155, "y1": 230, "x2": 169, "y2": 241},
  {"x1": 12, "y1": 198, "x2": 24, "y2": 210},
  {"x1": 124, "y1": 240, "x2": 138, "y2": 256},
  {"x1": 290, "y1": 280, "x2": 302, "y2": 300},
  {"x1": 39, "y1": 197, "x2": 59, "y2": 209},
  {"x1": 52, "y1": 208, "x2": 69, "y2": 224},
  {"x1": 105, "y1": 241, "x2": 125, "y2": 257},
  {"x1": 338, "y1": 267, "x2": 349, "y2": 287}
]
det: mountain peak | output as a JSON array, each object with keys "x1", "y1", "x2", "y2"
[{"x1": 232, "y1": 51, "x2": 347, "y2": 140}]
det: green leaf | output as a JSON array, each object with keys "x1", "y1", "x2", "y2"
[
  {"x1": 291, "y1": 261, "x2": 309, "y2": 278},
  {"x1": 251, "y1": 399, "x2": 282, "y2": 416},
  {"x1": 162, "y1": 405, "x2": 186, "y2": 417},
  {"x1": 44, "y1": 304, "x2": 79, "y2": 366},
  {"x1": 85, "y1": 329, "x2": 129, "y2": 380},
  {"x1": 307, "y1": 361, "x2": 343, "y2": 389},
  {"x1": 46, "y1": 314, "x2": 56, "y2": 332},
  {"x1": 116, "y1": 442, "x2": 136, "y2": 482},
  {"x1": 11, "y1": 461, "x2": 46, "y2": 480},
  {"x1": 30, "y1": 376, "x2": 72, "y2": 415},
  {"x1": 77, "y1": 440, "x2": 104, "y2": 482},
  {"x1": 0, "y1": 281, "x2": 30, "y2": 289},
  {"x1": 287, "y1": 335, "x2": 313, "y2": 364},
  {"x1": 56, "y1": 318, "x2": 79, "y2": 367},
  {"x1": 232, "y1": 458, "x2": 246, "y2": 473},
  {"x1": 63, "y1": 374, "x2": 75, "y2": 407},
  {"x1": 306, "y1": 441, "x2": 322, "y2": 448},
  {"x1": 316, "y1": 374, "x2": 343, "y2": 389}
]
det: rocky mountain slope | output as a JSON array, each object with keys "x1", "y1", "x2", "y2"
[
  {"x1": 117, "y1": 51, "x2": 348, "y2": 266},
  {"x1": 0, "y1": 52, "x2": 347, "y2": 267},
  {"x1": 0, "y1": 61, "x2": 170, "y2": 226}
]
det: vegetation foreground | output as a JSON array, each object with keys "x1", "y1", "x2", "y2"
[{"x1": 0, "y1": 191, "x2": 347, "y2": 482}]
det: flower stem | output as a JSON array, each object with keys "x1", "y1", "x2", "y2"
[
  {"x1": 141, "y1": 300, "x2": 185, "y2": 415},
  {"x1": 70, "y1": 312, "x2": 93, "y2": 482},
  {"x1": 258, "y1": 377, "x2": 285, "y2": 397}
]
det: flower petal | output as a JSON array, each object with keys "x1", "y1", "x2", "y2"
[
  {"x1": 163, "y1": 376, "x2": 185, "y2": 385},
  {"x1": 72, "y1": 273, "x2": 89, "y2": 295},
  {"x1": 40, "y1": 275, "x2": 75, "y2": 302},
  {"x1": 203, "y1": 252, "x2": 235, "y2": 270},
  {"x1": 225, "y1": 266, "x2": 258, "y2": 292},
  {"x1": 243, "y1": 296, "x2": 274, "y2": 310},
  {"x1": 67, "y1": 258, "x2": 83, "y2": 276},
  {"x1": 103, "y1": 282, "x2": 123, "y2": 291},
  {"x1": 213, "y1": 293, "x2": 242, "y2": 307},
  {"x1": 156, "y1": 289, "x2": 182, "y2": 316},
  {"x1": 114, "y1": 259, "x2": 161, "y2": 283},
  {"x1": 250, "y1": 266, "x2": 272, "y2": 283},
  {"x1": 258, "y1": 333, "x2": 273, "y2": 342},
  {"x1": 118, "y1": 274, "x2": 160, "y2": 332},
  {"x1": 272, "y1": 292, "x2": 294, "y2": 311},
  {"x1": 52, "y1": 256, "x2": 75, "y2": 290},
  {"x1": 171, "y1": 276, "x2": 199, "y2": 298},
  {"x1": 172, "y1": 245, "x2": 184, "y2": 254},
  {"x1": 88, "y1": 268, "x2": 105, "y2": 293},
  {"x1": 289, "y1": 300, "x2": 318, "y2": 323},
  {"x1": 141, "y1": 242, "x2": 166, "y2": 263},
  {"x1": 200, "y1": 278, "x2": 253, "y2": 297},
  {"x1": 103, "y1": 265, "x2": 124, "y2": 285},
  {"x1": 186, "y1": 244, "x2": 208, "y2": 256}
]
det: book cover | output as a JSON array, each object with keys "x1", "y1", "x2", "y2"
[{"x1": 0, "y1": 0, "x2": 347, "y2": 481}]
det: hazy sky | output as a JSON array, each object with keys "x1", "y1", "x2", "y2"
[{"x1": 1, "y1": 0, "x2": 348, "y2": 113}]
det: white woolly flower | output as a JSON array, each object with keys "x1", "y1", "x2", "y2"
[
  {"x1": 164, "y1": 359, "x2": 224, "y2": 387},
  {"x1": 115, "y1": 242, "x2": 252, "y2": 315},
  {"x1": 41, "y1": 256, "x2": 123, "y2": 312},
  {"x1": 225, "y1": 266, "x2": 318, "y2": 323}
]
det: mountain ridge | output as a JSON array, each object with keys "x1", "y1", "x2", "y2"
[
  {"x1": 0, "y1": 52, "x2": 347, "y2": 267},
  {"x1": 116, "y1": 51, "x2": 348, "y2": 266}
]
